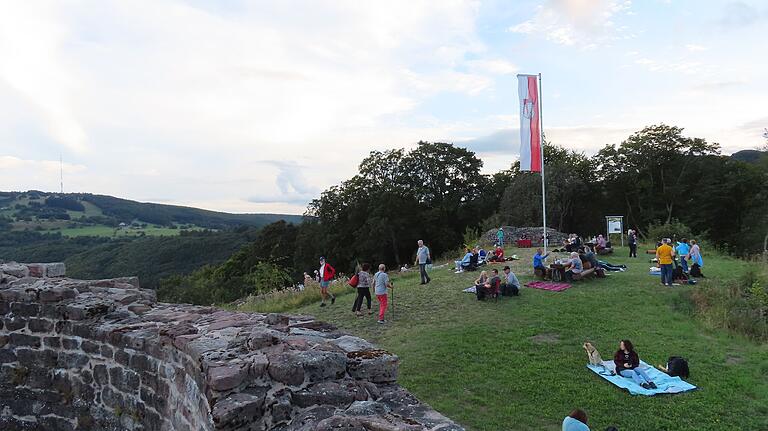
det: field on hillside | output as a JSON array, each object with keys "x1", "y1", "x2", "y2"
[{"x1": 271, "y1": 247, "x2": 768, "y2": 431}]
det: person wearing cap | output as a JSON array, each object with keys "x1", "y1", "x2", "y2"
[{"x1": 318, "y1": 257, "x2": 336, "y2": 307}]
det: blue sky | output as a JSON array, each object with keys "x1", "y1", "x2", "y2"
[{"x1": 1, "y1": 1, "x2": 766, "y2": 213}]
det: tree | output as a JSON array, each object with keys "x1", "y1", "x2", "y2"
[
  {"x1": 305, "y1": 142, "x2": 488, "y2": 270},
  {"x1": 496, "y1": 142, "x2": 596, "y2": 234},
  {"x1": 595, "y1": 124, "x2": 720, "y2": 228}
]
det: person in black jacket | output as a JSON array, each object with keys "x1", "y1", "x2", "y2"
[
  {"x1": 628, "y1": 229, "x2": 638, "y2": 258},
  {"x1": 614, "y1": 339, "x2": 656, "y2": 389}
]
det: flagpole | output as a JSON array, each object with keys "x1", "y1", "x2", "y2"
[{"x1": 538, "y1": 73, "x2": 547, "y2": 254}]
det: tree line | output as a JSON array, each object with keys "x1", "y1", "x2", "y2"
[{"x1": 161, "y1": 124, "x2": 768, "y2": 305}]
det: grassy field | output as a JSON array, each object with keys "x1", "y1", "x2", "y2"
[
  {"x1": 55, "y1": 225, "x2": 188, "y2": 237},
  {"x1": 255, "y1": 247, "x2": 768, "y2": 431}
]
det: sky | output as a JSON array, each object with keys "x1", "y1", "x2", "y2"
[{"x1": 1, "y1": 0, "x2": 766, "y2": 214}]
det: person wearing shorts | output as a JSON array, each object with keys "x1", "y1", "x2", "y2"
[{"x1": 318, "y1": 257, "x2": 336, "y2": 307}]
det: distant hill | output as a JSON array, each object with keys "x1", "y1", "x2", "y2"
[
  {"x1": 730, "y1": 149, "x2": 768, "y2": 164},
  {"x1": 0, "y1": 191, "x2": 305, "y2": 234}
]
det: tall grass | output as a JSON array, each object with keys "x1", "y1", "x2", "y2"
[
  {"x1": 231, "y1": 280, "x2": 354, "y2": 314},
  {"x1": 687, "y1": 261, "x2": 768, "y2": 340}
]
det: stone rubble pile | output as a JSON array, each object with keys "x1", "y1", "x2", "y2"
[
  {"x1": 483, "y1": 226, "x2": 569, "y2": 247},
  {"x1": 0, "y1": 262, "x2": 463, "y2": 431}
]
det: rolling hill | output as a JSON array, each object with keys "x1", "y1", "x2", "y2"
[{"x1": 0, "y1": 190, "x2": 305, "y2": 236}]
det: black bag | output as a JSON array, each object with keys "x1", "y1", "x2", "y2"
[
  {"x1": 501, "y1": 283, "x2": 519, "y2": 296},
  {"x1": 690, "y1": 263, "x2": 704, "y2": 278},
  {"x1": 666, "y1": 356, "x2": 689, "y2": 378}
]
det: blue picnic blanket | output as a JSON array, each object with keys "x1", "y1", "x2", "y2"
[{"x1": 587, "y1": 360, "x2": 697, "y2": 396}]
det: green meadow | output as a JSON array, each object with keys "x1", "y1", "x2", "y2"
[{"x1": 240, "y1": 247, "x2": 768, "y2": 431}]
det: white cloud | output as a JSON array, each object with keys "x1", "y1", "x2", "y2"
[
  {"x1": 685, "y1": 43, "x2": 707, "y2": 52},
  {"x1": 509, "y1": 0, "x2": 633, "y2": 48},
  {"x1": 0, "y1": 0, "x2": 507, "y2": 212},
  {"x1": 466, "y1": 59, "x2": 519, "y2": 75},
  {"x1": 0, "y1": 2, "x2": 88, "y2": 152}
]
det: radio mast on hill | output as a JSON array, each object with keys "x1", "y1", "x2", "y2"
[{"x1": 60, "y1": 154, "x2": 64, "y2": 194}]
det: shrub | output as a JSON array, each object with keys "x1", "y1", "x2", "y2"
[
  {"x1": 646, "y1": 219, "x2": 695, "y2": 243},
  {"x1": 688, "y1": 266, "x2": 768, "y2": 340}
]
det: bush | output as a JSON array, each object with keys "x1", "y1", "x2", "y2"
[
  {"x1": 45, "y1": 197, "x2": 85, "y2": 212},
  {"x1": 646, "y1": 219, "x2": 695, "y2": 243},
  {"x1": 687, "y1": 266, "x2": 768, "y2": 340}
]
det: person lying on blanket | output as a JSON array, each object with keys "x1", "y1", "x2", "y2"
[{"x1": 614, "y1": 339, "x2": 657, "y2": 389}]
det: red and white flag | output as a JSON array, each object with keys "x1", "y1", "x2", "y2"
[{"x1": 518, "y1": 74, "x2": 541, "y2": 172}]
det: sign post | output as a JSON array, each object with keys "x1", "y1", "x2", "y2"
[{"x1": 605, "y1": 215, "x2": 624, "y2": 247}]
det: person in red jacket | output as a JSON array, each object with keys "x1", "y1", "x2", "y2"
[{"x1": 318, "y1": 257, "x2": 336, "y2": 307}]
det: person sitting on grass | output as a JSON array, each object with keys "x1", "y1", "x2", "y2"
[
  {"x1": 596, "y1": 234, "x2": 607, "y2": 252},
  {"x1": 454, "y1": 248, "x2": 473, "y2": 273},
  {"x1": 564, "y1": 252, "x2": 583, "y2": 282},
  {"x1": 562, "y1": 409, "x2": 590, "y2": 431},
  {"x1": 476, "y1": 269, "x2": 500, "y2": 300},
  {"x1": 478, "y1": 247, "x2": 488, "y2": 265},
  {"x1": 562, "y1": 409, "x2": 618, "y2": 431},
  {"x1": 614, "y1": 339, "x2": 657, "y2": 389},
  {"x1": 488, "y1": 246, "x2": 505, "y2": 262},
  {"x1": 501, "y1": 265, "x2": 520, "y2": 296}
]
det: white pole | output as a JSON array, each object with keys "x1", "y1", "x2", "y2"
[{"x1": 538, "y1": 73, "x2": 547, "y2": 254}]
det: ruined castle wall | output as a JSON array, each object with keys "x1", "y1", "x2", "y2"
[{"x1": 0, "y1": 263, "x2": 463, "y2": 431}]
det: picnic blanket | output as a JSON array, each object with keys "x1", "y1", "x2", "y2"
[
  {"x1": 524, "y1": 281, "x2": 571, "y2": 292},
  {"x1": 587, "y1": 360, "x2": 697, "y2": 396}
]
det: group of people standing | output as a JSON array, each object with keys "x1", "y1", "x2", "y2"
[
  {"x1": 321, "y1": 257, "x2": 392, "y2": 324},
  {"x1": 655, "y1": 238, "x2": 704, "y2": 286},
  {"x1": 319, "y1": 240, "x2": 433, "y2": 324}
]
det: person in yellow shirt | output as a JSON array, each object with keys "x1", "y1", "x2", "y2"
[{"x1": 656, "y1": 238, "x2": 675, "y2": 286}]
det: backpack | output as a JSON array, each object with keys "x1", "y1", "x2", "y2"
[
  {"x1": 690, "y1": 263, "x2": 704, "y2": 278},
  {"x1": 348, "y1": 274, "x2": 359, "y2": 288},
  {"x1": 666, "y1": 356, "x2": 689, "y2": 378}
]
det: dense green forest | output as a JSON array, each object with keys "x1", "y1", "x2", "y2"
[{"x1": 0, "y1": 229, "x2": 257, "y2": 288}]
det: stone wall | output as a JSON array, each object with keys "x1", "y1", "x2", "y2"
[
  {"x1": 0, "y1": 263, "x2": 463, "y2": 431},
  {"x1": 483, "y1": 226, "x2": 568, "y2": 247}
]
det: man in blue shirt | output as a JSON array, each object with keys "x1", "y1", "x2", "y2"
[
  {"x1": 675, "y1": 239, "x2": 690, "y2": 273},
  {"x1": 532, "y1": 248, "x2": 550, "y2": 279},
  {"x1": 533, "y1": 248, "x2": 550, "y2": 269}
]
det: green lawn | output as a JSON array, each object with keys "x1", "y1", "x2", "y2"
[
  {"x1": 56, "y1": 225, "x2": 186, "y2": 237},
  {"x1": 279, "y1": 247, "x2": 768, "y2": 431}
]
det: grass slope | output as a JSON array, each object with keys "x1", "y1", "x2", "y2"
[{"x1": 280, "y1": 247, "x2": 768, "y2": 431}]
